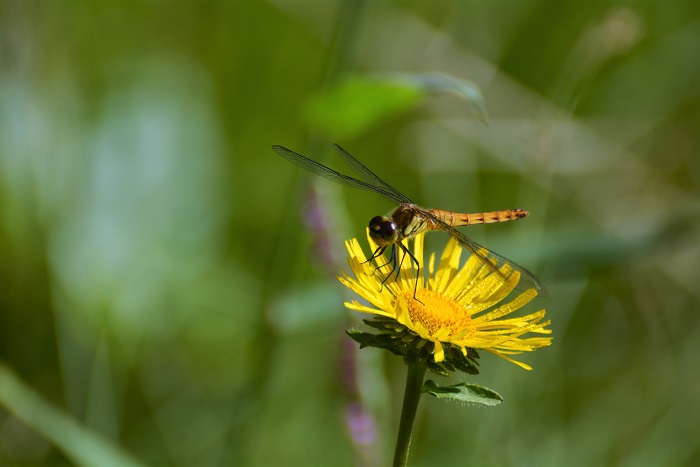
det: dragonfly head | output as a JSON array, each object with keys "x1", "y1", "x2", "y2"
[{"x1": 369, "y1": 216, "x2": 399, "y2": 246}]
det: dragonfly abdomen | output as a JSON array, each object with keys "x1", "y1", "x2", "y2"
[{"x1": 429, "y1": 208, "x2": 528, "y2": 226}]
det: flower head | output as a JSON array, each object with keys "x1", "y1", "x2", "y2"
[{"x1": 339, "y1": 231, "x2": 552, "y2": 371}]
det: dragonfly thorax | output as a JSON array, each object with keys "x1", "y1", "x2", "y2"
[{"x1": 368, "y1": 215, "x2": 399, "y2": 246}]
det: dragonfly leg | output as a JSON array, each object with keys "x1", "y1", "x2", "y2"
[
  {"x1": 397, "y1": 242, "x2": 423, "y2": 303},
  {"x1": 378, "y1": 245, "x2": 405, "y2": 292},
  {"x1": 393, "y1": 245, "x2": 408, "y2": 280},
  {"x1": 379, "y1": 246, "x2": 398, "y2": 291},
  {"x1": 366, "y1": 245, "x2": 391, "y2": 278},
  {"x1": 366, "y1": 246, "x2": 394, "y2": 277},
  {"x1": 364, "y1": 245, "x2": 387, "y2": 263}
]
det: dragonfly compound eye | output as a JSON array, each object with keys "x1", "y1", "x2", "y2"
[{"x1": 369, "y1": 216, "x2": 398, "y2": 245}]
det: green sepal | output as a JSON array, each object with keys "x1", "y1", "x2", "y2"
[
  {"x1": 443, "y1": 346, "x2": 480, "y2": 375},
  {"x1": 422, "y1": 380, "x2": 503, "y2": 406},
  {"x1": 345, "y1": 329, "x2": 404, "y2": 357},
  {"x1": 347, "y1": 317, "x2": 481, "y2": 377}
]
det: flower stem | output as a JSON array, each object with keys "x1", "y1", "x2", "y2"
[{"x1": 392, "y1": 364, "x2": 427, "y2": 467}]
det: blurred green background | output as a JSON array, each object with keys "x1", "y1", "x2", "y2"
[{"x1": 1, "y1": 1, "x2": 699, "y2": 465}]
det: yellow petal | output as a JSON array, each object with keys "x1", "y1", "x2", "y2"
[{"x1": 433, "y1": 341, "x2": 445, "y2": 362}]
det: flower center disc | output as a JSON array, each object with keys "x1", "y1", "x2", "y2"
[{"x1": 401, "y1": 289, "x2": 472, "y2": 337}]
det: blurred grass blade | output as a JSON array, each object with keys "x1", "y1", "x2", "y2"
[
  {"x1": 422, "y1": 379, "x2": 502, "y2": 406},
  {"x1": 396, "y1": 73, "x2": 489, "y2": 124},
  {"x1": 0, "y1": 363, "x2": 145, "y2": 467}
]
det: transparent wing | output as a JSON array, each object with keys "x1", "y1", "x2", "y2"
[
  {"x1": 271, "y1": 145, "x2": 407, "y2": 205},
  {"x1": 424, "y1": 211, "x2": 547, "y2": 295},
  {"x1": 332, "y1": 144, "x2": 413, "y2": 204}
]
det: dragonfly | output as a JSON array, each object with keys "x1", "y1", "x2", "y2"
[{"x1": 272, "y1": 144, "x2": 545, "y2": 296}]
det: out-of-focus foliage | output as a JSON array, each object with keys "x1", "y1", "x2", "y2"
[
  {"x1": 303, "y1": 73, "x2": 487, "y2": 139},
  {"x1": 303, "y1": 76, "x2": 423, "y2": 139},
  {"x1": 1, "y1": 0, "x2": 699, "y2": 465}
]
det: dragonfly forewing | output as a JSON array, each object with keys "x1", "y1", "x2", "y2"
[
  {"x1": 272, "y1": 145, "x2": 406, "y2": 204},
  {"x1": 332, "y1": 144, "x2": 413, "y2": 204}
]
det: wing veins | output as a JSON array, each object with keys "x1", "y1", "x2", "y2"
[
  {"x1": 271, "y1": 145, "x2": 406, "y2": 204},
  {"x1": 422, "y1": 211, "x2": 546, "y2": 295},
  {"x1": 332, "y1": 144, "x2": 413, "y2": 204}
]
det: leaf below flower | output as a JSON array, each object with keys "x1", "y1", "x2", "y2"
[{"x1": 422, "y1": 380, "x2": 503, "y2": 406}]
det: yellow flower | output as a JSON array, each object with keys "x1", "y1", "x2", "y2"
[{"x1": 338, "y1": 231, "x2": 552, "y2": 371}]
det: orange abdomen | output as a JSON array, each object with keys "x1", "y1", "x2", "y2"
[{"x1": 429, "y1": 208, "x2": 528, "y2": 227}]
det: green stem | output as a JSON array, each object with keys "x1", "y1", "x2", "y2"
[{"x1": 392, "y1": 364, "x2": 427, "y2": 467}]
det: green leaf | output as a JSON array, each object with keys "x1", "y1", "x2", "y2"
[
  {"x1": 422, "y1": 379, "x2": 503, "y2": 406},
  {"x1": 302, "y1": 76, "x2": 422, "y2": 139}
]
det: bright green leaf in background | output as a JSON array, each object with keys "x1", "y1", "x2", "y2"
[
  {"x1": 303, "y1": 73, "x2": 486, "y2": 139},
  {"x1": 303, "y1": 76, "x2": 423, "y2": 139}
]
